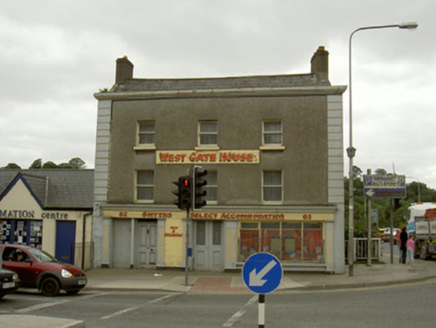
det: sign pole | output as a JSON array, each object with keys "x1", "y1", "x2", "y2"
[
  {"x1": 242, "y1": 253, "x2": 283, "y2": 327},
  {"x1": 367, "y1": 169, "x2": 372, "y2": 267},
  {"x1": 258, "y1": 294, "x2": 265, "y2": 327},
  {"x1": 390, "y1": 199, "x2": 394, "y2": 264},
  {"x1": 185, "y1": 208, "x2": 190, "y2": 286}
]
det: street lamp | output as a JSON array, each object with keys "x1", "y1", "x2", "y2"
[{"x1": 347, "y1": 22, "x2": 418, "y2": 276}]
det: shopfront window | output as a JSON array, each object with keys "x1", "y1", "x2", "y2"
[
  {"x1": 239, "y1": 221, "x2": 324, "y2": 263},
  {"x1": 282, "y1": 223, "x2": 301, "y2": 262},
  {"x1": 0, "y1": 219, "x2": 43, "y2": 248},
  {"x1": 239, "y1": 223, "x2": 259, "y2": 261},
  {"x1": 260, "y1": 223, "x2": 280, "y2": 257},
  {"x1": 303, "y1": 222, "x2": 323, "y2": 262}
]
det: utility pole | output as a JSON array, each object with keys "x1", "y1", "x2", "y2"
[{"x1": 367, "y1": 170, "x2": 372, "y2": 267}]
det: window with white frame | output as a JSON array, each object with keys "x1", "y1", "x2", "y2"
[
  {"x1": 205, "y1": 171, "x2": 217, "y2": 203},
  {"x1": 263, "y1": 170, "x2": 282, "y2": 202},
  {"x1": 199, "y1": 120, "x2": 217, "y2": 146},
  {"x1": 137, "y1": 121, "x2": 155, "y2": 146},
  {"x1": 263, "y1": 120, "x2": 282, "y2": 146},
  {"x1": 136, "y1": 170, "x2": 154, "y2": 202}
]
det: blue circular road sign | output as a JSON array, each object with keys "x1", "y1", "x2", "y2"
[{"x1": 242, "y1": 252, "x2": 283, "y2": 294}]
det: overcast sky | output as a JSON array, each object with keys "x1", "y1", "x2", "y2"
[{"x1": 1, "y1": 1, "x2": 435, "y2": 189}]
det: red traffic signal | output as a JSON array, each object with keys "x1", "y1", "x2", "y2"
[{"x1": 172, "y1": 176, "x2": 192, "y2": 210}]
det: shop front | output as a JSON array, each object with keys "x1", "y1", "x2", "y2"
[
  {"x1": 0, "y1": 171, "x2": 94, "y2": 268},
  {"x1": 101, "y1": 206, "x2": 336, "y2": 272}
]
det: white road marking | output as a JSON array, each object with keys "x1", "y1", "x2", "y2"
[
  {"x1": 223, "y1": 295, "x2": 257, "y2": 327},
  {"x1": 100, "y1": 306, "x2": 140, "y2": 320},
  {"x1": 15, "y1": 300, "x2": 68, "y2": 313},
  {"x1": 148, "y1": 294, "x2": 178, "y2": 304}
]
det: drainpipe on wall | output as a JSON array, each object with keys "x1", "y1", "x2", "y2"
[
  {"x1": 45, "y1": 177, "x2": 49, "y2": 205},
  {"x1": 82, "y1": 212, "x2": 92, "y2": 270}
]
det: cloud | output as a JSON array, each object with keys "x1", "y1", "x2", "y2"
[{"x1": 0, "y1": 0, "x2": 435, "y2": 189}]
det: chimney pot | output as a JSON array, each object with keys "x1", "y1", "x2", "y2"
[
  {"x1": 311, "y1": 46, "x2": 329, "y2": 82},
  {"x1": 116, "y1": 56, "x2": 134, "y2": 84}
]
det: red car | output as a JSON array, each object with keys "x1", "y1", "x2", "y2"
[{"x1": 1, "y1": 245, "x2": 87, "y2": 296}]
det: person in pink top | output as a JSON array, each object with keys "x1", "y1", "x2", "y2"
[{"x1": 406, "y1": 234, "x2": 415, "y2": 265}]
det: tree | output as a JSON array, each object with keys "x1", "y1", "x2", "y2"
[
  {"x1": 42, "y1": 161, "x2": 58, "y2": 169},
  {"x1": 69, "y1": 157, "x2": 86, "y2": 169},
  {"x1": 2, "y1": 163, "x2": 21, "y2": 169},
  {"x1": 29, "y1": 159, "x2": 42, "y2": 169},
  {"x1": 345, "y1": 167, "x2": 436, "y2": 238},
  {"x1": 375, "y1": 168, "x2": 387, "y2": 175}
]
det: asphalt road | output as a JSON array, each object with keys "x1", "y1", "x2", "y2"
[{"x1": 2, "y1": 279, "x2": 436, "y2": 327}]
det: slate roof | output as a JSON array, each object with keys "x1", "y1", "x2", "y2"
[
  {"x1": 111, "y1": 73, "x2": 330, "y2": 93},
  {"x1": 0, "y1": 169, "x2": 94, "y2": 210}
]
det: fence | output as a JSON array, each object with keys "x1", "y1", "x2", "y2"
[
  {"x1": 74, "y1": 242, "x2": 94, "y2": 271},
  {"x1": 345, "y1": 238, "x2": 382, "y2": 262}
]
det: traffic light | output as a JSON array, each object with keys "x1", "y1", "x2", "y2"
[
  {"x1": 193, "y1": 167, "x2": 208, "y2": 209},
  {"x1": 172, "y1": 176, "x2": 192, "y2": 210}
]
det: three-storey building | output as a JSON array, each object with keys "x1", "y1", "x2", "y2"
[{"x1": 93, "y1": 46, "x2": 346, "y2": 273}]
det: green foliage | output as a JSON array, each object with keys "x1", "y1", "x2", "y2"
[
  {"x1": 1, "y1": 158, "x2": 87, "y2": 170},
  {"x1": 2, "y1": 163, "x2": 21, "y2": 169},
  {"x1": 345, "y1": 166, "x2": 436, "y2": 237},
  {"x1": 42, "y1": 161, "x2": 58, "y2": 169},
  {"x1": 69, "y1": 157, "x2": 86, "y2": 169},
  {"x1": 29, "y1": 159, "x2": 42, "y2": 169}
]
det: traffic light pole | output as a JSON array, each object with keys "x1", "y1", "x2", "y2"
[{"x1": 185, "y1": 208, "x2": 190, "y2": 286}]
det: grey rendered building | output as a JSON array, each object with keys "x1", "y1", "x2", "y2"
[{"x1": 93, "y1": 46, "x2": 346, "y2": 273}]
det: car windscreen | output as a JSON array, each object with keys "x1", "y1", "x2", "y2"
[{"x1": 28, "y1": 248, "x2": 57, "y2": 263}]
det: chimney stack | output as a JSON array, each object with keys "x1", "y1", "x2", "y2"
[
  {"x1": 116, "y1": 56, "x2": 134, "y2": 84},
  {"x1": 310, "y1": 46, "x2": 329, "y2": 82}
]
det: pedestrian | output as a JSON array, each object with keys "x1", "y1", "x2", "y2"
[
  {"x1": 399, "y1": 227, "x2": 408, "y2": 264},
  {"x1": 406, "y1": 234, "x2": 415, "y2": 266},
  {"x1": 397, "y1": 230, "x2": 402, "y2": 263}
]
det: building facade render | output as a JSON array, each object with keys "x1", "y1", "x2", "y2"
[{"x1": 93, "y1": 46, "x2": 347, "y2": 273}]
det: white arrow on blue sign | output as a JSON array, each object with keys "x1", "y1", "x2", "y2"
[{"x1": 242, "y1": 252, "x2": 283, "y2": 294}]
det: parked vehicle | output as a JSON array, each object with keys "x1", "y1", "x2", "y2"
[
  {"x1": 379, "y1": 227, "x2": 399, "y2": 244},
  {"x1": 0, "y1": 245, "x2": 87, "y2": 296},
  {"x1": 0, "y1": 268, "x2": 20, "y2": 299},
  {"x1": 406, "y1": 202, "x2": 436, "y2": 260}
]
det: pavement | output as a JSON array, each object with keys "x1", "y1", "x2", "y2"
[
  {"x1": 3, "y1": 252, "x2": 436, "y2": 328},
  {"x1": 83, "y1": 253, "x2": 436, "y2": 293}
]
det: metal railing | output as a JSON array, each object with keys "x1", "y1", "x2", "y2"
[{"x1": 345, "y1": 238, "x2": 382, "y2": 262}]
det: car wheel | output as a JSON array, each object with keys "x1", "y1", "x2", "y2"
[
  {"x1": 420, "y1": 244, "x2": 429, "y2": 261},
  {"x1": 41, "y1": 277, "x2": 60, "y2": 296}
]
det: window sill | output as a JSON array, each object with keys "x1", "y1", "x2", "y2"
[
  {"x1": 262, "y1": 201, "x2": 284, "y2": 205},
  {"x1": 259, "y1": 146, "x2": 285, "y2": 151},
  {"x1": 195, "y1": 146, "x2": 220, "y2": 151},
  {"x1": 133, "y1": 145, "x2": 156, "y2": 151},
  {"x1": 134, "y1": 200, "x2": 154, "y2": 204}
]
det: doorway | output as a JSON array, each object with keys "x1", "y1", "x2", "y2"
[
  {"x1": 194, "y1": 220, "x2": 223, "y2": 271},
  {"x1": 55, "y1": 221, "x2": 76, "y2": 265},
  {"x1": 136, "y1": 220, "x2": 157, "y2": 267}
]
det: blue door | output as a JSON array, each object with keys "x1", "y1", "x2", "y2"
[{"x1": 55, "y1": 221, "x2": 76, "y2": 265}]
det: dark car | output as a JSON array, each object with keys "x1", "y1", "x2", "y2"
[
  {"x1": 1, "y1": 245, "x2": 87, "y2": 296},
  {"x1": 0, "y1": 267, "x2": 20, "y2": 299}
]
